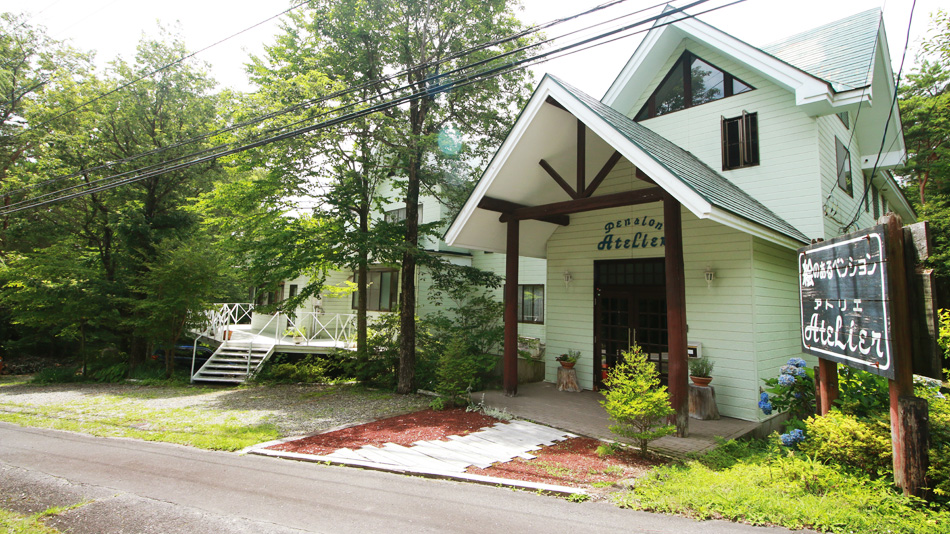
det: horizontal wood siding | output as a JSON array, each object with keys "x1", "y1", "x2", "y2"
[
  {"x1": 628, "y1": 40, "x2": 823, "y2": 240},
  {"x1": 471, "y1": 252, "x2": 547, "y2": 341},
  {"x1": 544, "y1": 159, "x2": 759, "y2": 419},
  {"x1": 751, "y1": 238, "x2": 813, "y2": 421}
]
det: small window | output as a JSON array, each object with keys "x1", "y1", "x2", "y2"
[
  {"x1": 517, "y1": 284, "x2": 544, "y2": 324},
  {"x1": 837, "y1": 112, "x2": 850, "y2": 129},
  {"x1": 836, "y1": 137, "x2": 852, "y2": 196},
  {"x1": 384, "y1": 205, "x2": 423, "y2": 224},
  {"x1": 352, "y1": 270, "x2": 399, "y2": 312},
  {"x1": 635, "y1": 51, "x2": 754, "y2": 121},
  {"x1": 721, "y1": 112, "x2": 759, "y2": 170},
  {"x1": 863, "y1": 175, "x2": 870, "y2": 213},
  {"x1": 288, "y1": 284, "x2": 298, "y2": 298}
]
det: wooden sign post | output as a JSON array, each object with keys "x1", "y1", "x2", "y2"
[{"x1": 798, "y1": 214, "x2": 929, "y2": 496}]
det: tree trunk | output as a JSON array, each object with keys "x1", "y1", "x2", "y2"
[
  {"x1": 357, "y1": 209, "x2": 369, "y2": 361},
  {"x1": 397, "y1": 151, "x2": 421, "y2": 394}
]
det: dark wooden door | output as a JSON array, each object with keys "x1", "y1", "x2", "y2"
[{"x1": 594, "y1": 259, "x2": 668, "y2": 389}]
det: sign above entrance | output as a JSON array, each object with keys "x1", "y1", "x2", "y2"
[
  {"x1": 798, "y1": 225, "x2": 894, "y2": 378},
  {"x1": 597, "y1": 216, "x2": 665, "y2": 251}
]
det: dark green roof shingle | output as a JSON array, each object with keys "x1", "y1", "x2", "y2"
[{"x1": 548, "y1": 75, "x2": 809, "y2": 244}]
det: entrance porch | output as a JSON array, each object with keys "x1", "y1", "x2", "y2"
[{"x1": 478, "y1": 382, "x2": 760, "y2": 457}]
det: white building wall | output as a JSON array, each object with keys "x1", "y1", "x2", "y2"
[
  {"x1": 471, "y1": 251, "x2": 547, "y2": 342},
  {"x1": 543, "y1": 158, "x2": 761, "y2": 419},
  {"x1": 625, "y1": 39, "x2": 824, "y2": 240}
]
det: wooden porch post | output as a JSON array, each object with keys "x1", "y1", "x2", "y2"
[
  {"x1": 664, "y1": 193, "x2": 689, "y2": 437},
  {"x1": 504, "y1": 220, "x2": 520, "y2": 396}
]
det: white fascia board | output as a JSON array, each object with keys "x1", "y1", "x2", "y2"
[
  {"x1": 544, "y1": 83, "x2": 713, "y2": 219},
  {"x1": 861, "y1": 150, "x2": 905, "y2": 171},
  {"x1": 707, "y1": 207, "x2": 807, "y2": 250},
  {"x1": 879, "y1": 171, "x2": 916, "y2": 222},
  {"x1": 444, "y1": 83, "x2": 552, "y2": 246},
  {"x1": 603, "y1": 11, "x2": 835, "y2": 114}
]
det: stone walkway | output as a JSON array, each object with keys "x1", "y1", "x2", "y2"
[{"x1": 250, "y1": 419, "x2": 582, "y2": 494}]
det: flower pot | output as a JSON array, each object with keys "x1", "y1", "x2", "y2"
[
  {"x1": 559, "y1": 361, "x2": 576, "y2": 369},
  {"x1": 690, "y1": 375, "x2": 712, "y2": 387}
]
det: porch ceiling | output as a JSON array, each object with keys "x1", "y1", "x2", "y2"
[{"x1": 444, "y1": 75, "x2": 809, "y2": 258}]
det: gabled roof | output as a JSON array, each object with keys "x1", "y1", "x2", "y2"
[
  {"x1": 762, "y1": 9, "x2": 881, "y2": 92},
  {"x1": 444, "y1": 75, "x2": 808, "y2": 257},
  {"x1": 603, "y1": 7, "x2": 884, "y2": 117},
  {"x1": 553, "y1": 76, "x2": 808, "y2": 244}
]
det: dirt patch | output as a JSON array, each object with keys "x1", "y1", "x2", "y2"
[
  {"x1": 467, "y1": 437, "x2": 663, "y2": 489},
  {"x1": 267, "y1": 408, "x2": 500, "y2": 455}
]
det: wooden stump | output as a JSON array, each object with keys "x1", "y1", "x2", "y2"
[
  {"x1": 557, "y1": 366, "x2": 580, "y2": 392},
  {"x1": 688, "y1": 384, "x2": 720, "y2": 420}
]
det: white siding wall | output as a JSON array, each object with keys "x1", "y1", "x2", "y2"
[
  {"x1": 471, "y1": 251, "x2": 548, "y2": 342},
  {"x1": 543, "y1": 158, "x2": 761, "y2": 419},
  {"x1": 626, "y1": 39, "x2": 824, "y2": 240}
]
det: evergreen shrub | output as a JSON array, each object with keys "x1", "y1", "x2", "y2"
[{"x1": 600, "y1": 344, "x2": 674, "y2": 454}]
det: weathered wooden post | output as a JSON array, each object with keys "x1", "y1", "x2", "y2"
[{"x1": 503, "y1": 219, "x2": 520, "y2": 397}]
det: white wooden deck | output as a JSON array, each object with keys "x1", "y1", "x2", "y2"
[{"x1": 219, "y1": 324, "x2": 355, "y2": 354}]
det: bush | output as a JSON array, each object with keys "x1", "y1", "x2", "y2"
[
  {"x1": 759, "y1": 357, "x2": 815, "y2": 423},
  {"x1": 918, "y1": 371, "x2": 950, "y2": 502},
  {"x1": 798, "y1": 410, "x2": 892, "y2": 476},
  {"x1": 836, "y1": 366, "x2": 890, "y2": 419},
  {"x1": 600, "y1": 344, "x2": 675, "y2": 454},
  {"x1": 31, "y1": 366, "x2": 81, "y2": 384},
  {"x1": 256, "y1": 354, "x2": 333, "y2": 384},
  {"x1": 433, "y1": 337, "x2": 495, "y2": 406}
]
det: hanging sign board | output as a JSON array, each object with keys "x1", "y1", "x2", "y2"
[{"x1": 798, "y1": 225, "x2": 894, "y2": 379}]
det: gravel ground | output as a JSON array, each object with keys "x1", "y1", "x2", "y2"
[{"x1": 0, "y1": 377, "x2": 431, "y2": 438}]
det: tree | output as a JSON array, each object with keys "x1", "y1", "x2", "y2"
[
  {"x1": 899, "y1": 60, "x2": 950, "y2": 205},
  {"x1": 600, "y1": 345, "x2": 675, "y2": 455},
  {"x1": 252, "y1": 0, "x2": 535, "y2": 394}
]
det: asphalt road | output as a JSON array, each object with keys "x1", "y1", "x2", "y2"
[{"x1": 0, "y1": 422, "x2": 811, "y2": 534}]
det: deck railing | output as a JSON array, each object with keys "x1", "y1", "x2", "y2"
[{"x1": 200, "y1": 303, "x2": 356, "y2": 347}]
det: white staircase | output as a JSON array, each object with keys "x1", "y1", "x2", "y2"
[{"x1": 191, "y1": 341, "x2": 276, "y2": 384}]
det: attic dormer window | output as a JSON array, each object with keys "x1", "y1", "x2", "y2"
[{"x1": 634, "y1": 51, "x2": 753, "y2": 121}]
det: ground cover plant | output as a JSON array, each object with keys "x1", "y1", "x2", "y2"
[
  {"x1": 613, "y1": 438, "x2": 949, "y2": 533},
  {"x1": 0, "y1": 506, "x2": 67, "y2": 534}
]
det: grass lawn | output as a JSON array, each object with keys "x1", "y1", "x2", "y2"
[
  {"x1": 0, "y1": 505, "x2": 77, "y2": 534},
  {"x1": 0, "y1": 376, "x2": 428, "y2": 451}
]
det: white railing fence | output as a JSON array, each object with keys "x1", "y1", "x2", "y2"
[{"x1": 199, "y1": 303, "x2": 356, "y2": 347}]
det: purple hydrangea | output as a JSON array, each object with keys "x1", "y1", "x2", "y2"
[
  {"x1": 778, "y1": 373, "x2": 796, "y2": 387},
  {"x1": 779, "y1": 428, "x2": 805, "y2": 447},
  {"x1": 758, "y1": 392, "x2": 773, "y2": 415},
  {"x1": 787, "y1": 357, "x2": 807, "y2": 368}
]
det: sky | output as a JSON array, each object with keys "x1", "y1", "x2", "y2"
[{"x1": 1, "y1": 0, "x2": 943, "y2": 98}]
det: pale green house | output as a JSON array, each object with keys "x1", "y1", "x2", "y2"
[{"x1": 445, "y1": 7, "x2": 913, "y2": 426}]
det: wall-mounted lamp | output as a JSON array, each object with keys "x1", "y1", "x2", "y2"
[
  {"x1": 563, "y1": 270, "x2": 574, "y2": 288},
  {"x1": 704, "y1": 266, "x2": 715, "y2": 288}
]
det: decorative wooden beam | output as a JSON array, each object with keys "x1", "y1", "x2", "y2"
[
  {"x1": 503, "y1": 220, "x2": 520, "y2": 396},
  {"x1": 539, "y1": 159, "x2": 578, "y2": 199},
  {"x1": 477, "y1": 196, "x2": 570, "y2": 226},
  {"x1": 577, "y1": 120, "x2": 586, "y2": 195},
  {"x1": 664, "y1": 192, "x2": 689, "y2": 438},
  {"x1": 635, "y1": 168, "x2": 656, "y2": 184},
  {"x1": 581, "y1": 150, "x2": 623, "y2": 198},
  {"x1": 499, "y1": 187, "x2": 663, "y2": 222}
]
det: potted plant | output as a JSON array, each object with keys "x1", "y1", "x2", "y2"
[
  {"x1": 688, "y1": 356, "x2": 714, "y2": 386},
  {"x1": 556, "y1": 349, "x2": 580, "y2": 369},
  {"x1": 284, "y1": 327, "x2": 306, "y2": 344}
]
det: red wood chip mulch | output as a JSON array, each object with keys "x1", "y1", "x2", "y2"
[
  {"x1": 466, "y1": 437, "x2": 663, "y2": 488},
  {"x1": 267, "y1": 408, "x2": 500, "y2": 456}
]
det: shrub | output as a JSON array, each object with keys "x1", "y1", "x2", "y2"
[
  {"x1": 434, "y1": 337, "x2": 495, "y2": 405},
  {"x1": 798, "y1": 410, "x2": 892, "y2": 476},
  {"x1": 836, "y1": 366, "x2": 889, "y2": 418},
  {"x1": 600, "y1": 344, "x2": 675, "y2": 454},
  {"x1": 256, "y1": 354, "x2": 331, "y2": 384},
  {"x1": 918, "y1": 371, "x2": 950, "y2": 502},
  {"x1": 31, "y1": 366, "x2": 81, "y2": 384},
  {"x1": 688, "y1": 356, "x2": 714, "y2": 377},
  {"x1": 759, "y1": 357, "x2": 815, "y2": 422}
]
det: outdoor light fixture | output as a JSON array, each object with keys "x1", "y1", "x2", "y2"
[
  {"x1": 563, "y1": 270, "x2": 574, "y2": 288},
  {"x1": 704, "y1": 266, "x2": 715, "y2": 288}
]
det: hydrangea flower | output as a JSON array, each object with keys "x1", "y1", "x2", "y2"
[
  {"x1": 787, "y1": 357, "x2": 807, "y2": 368},
  {"x1": 778, "y1": 373, "x2": 796, "y2": 387},
  {"x1": 780, "y1": 364, "x2": 797, "y2": 375},
  {"x1": 793, "y1": 366, "x2": 807, "y2": 377},
  {"x1": 758, "y1": 392, "x2": 773, "y2": 415},
  {"x1": 779, "y1": 428, "x2": 805, "y2": 447}
]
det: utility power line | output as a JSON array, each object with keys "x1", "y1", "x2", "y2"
[{"x1": 2, "y1": 0, "x2": 736, "y2": 216}]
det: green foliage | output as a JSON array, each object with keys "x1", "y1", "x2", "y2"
[
  {"x1": 346, "y1": 313, "x2": 437, "y2": 391},
  {"x1": 618, "y1": 441, "x2": 950, "y2": 533},
  {"x1": 567, "y1": 493, "x2": 591, "y2": 503},
  {"x1": 31, "y1": 367, "x2": 81, "y2": 385},
  {"x1": 600, "y1": 344, "x2": 675, "y2": 454},
  {"x1": 760, "y1": 358, "x2": 815, "y2": 423},
  {"x1": 429, "y1": 396, "x2": 447, "y2": 411},
  {"x1": 687, "y1": 356, "x2": 714, "y2": 377},
  {"x1": 835, "y1": 366, "x2": 890, "y2": 418},
  {"x1": 256, "y1": 354, "x2": 339, "y2": 384},
  {"x1": 556, "y1": 350, "x2": 580, "y2": 364},
  {"x1": 917, "y1": 371, "x2": 950, "y2": 502},
  {"x1": 798, "y1": 410, "x2": 892, "y2": 476},
  {"x1": 433, "y1": 337, "x2": 495, "y2": 405}
]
